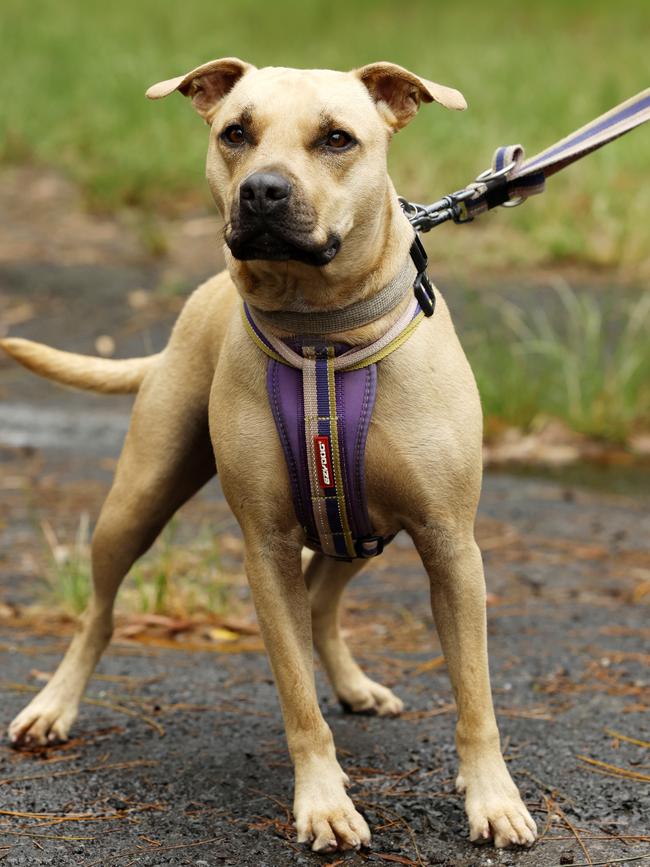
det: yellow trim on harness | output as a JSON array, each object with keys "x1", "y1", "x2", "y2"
[
  {"x1": 240, "y1": 305, "x2": 285, "y2": 364},
  {"x1": 241, "y1": 303, "x2": 425, "y2": 371},
  {"x1": 326, "y1": 347, "x2": 357, "y2": 558},
  {"x1": 344, "y1": 311, "x2": 426, "y2": 371}
]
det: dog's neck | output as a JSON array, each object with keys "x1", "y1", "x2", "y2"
[
  {"x1": 250, "y1": 253, "x2": 415, "y2": 337},
  {"x1": 227, "y1": 186, "x2": 417, "y2": 345}
]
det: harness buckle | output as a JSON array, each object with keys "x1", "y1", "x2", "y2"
[
  {"x1": 409, "y1": 235, "x2": 436, "y2": 317},
  {"x1": 355, "y1": 535, "x2": 385, "y2": 558},
  {"x1": 413, "y1": 271, "x2": 436, "y2": 317}
]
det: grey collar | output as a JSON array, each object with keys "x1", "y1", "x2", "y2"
[{"x1": 249, "y1": 257, "x2": 415, "y2": 335}]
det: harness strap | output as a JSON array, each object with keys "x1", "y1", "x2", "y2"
[{"x1": 242, "y1": 295, "x2": 423, "y2": 371}]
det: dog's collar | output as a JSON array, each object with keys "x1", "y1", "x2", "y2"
[{"x1": 248, "y1": 256, "x2": 416, "y2": 336}]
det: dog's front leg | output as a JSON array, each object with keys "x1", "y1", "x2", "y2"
[
  {"x1": 412, "y1": 530, "x2": 537, "y2": 848},
  {"x1": 244, "y1": 536, "x2": 370, "y2": 853}
]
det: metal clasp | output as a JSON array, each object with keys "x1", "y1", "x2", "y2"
[
  {"x1": 502, "y1": 195, "x2": 525, "y2": 208},
  {"x1": 409, "y1": 234, "x2": 436, "y2": 316}
]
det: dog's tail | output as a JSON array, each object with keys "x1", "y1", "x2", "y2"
[{"x1": 0, "y1": 337, "x2": 160, "y2": 394}]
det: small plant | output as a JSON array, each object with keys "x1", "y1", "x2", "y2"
[
  {"x1": 121, "y1": 519, "x2": 238, "y2": 618},
  {"x1": 128, "y1": 519, "x2": 178, "y2": 615},
  {"x1": 41, "y1": 514, "x2": 91, "y2": 615},
  {"x1": 39, "y1": 515, "x2": 241, "y2": 620}
]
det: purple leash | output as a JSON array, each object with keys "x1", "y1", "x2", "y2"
[{"x1": 402, "y1": 86, "x2": 650, "y2": 315}]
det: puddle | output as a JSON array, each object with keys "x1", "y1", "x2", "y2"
[{"x1": 0, "y1": 401, "x2": 131, "y2": 455}]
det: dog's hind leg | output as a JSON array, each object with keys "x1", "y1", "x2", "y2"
[
  {"x1": 306, "y1": 553, "x2": 403, "y2": 716},
  {"x1": 8, "y1": 361, "x2": 216, "y2": 747}
]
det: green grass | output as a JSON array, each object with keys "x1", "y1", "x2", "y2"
[
  {"x1": 2, "y1": 0, "x2": 650, "y2": 272},
  {"x1": 41, "y1": 516, "x2": 238, "y2": 619},
  {"x1": 463, "y1": 283, "x2": 650, "y2": 441},
  {"x1": 41, "y1": 514, "x2": 92, "y2": 615}
]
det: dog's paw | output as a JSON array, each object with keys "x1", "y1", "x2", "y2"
[
  {"x1": 8, "y1": 692, "x2": 78, "y2": 747},
  {"x1": 338, "y1": 676, "x2": 403, "y2": 717},
  {"x1": 460, "y1": 759, "x2": 537, "y2": 848},
  {"x1": 295, "y1": 795, "x2": 371, "y2": 852},
  {"x1": 294, "y1": 759, "x2": 371, "y2": 852}
]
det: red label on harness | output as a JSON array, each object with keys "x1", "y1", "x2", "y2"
[{"x1": 314, "y1": 436, "x2": 334, "y2": 489}]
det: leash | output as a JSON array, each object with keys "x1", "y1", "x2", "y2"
[{"x1": 402, "y1": 86, "x2": 650, "y2": 316}]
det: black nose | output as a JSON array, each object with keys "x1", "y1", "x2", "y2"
[{"x1": 240, "y1": 172, "x2": 292, "y2": 214}]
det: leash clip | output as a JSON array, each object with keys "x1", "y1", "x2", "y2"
[{"x1": 409, "y1": 234, "x2": 436, "y2": 317}]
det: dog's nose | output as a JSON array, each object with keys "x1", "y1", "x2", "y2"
[{"x1": 240, "y1": 172, "x2": 292, "y2": 213}]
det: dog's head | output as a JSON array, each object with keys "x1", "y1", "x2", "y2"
[{"x1": 147, "y1": 60, "x2": 465, "y2": 306}]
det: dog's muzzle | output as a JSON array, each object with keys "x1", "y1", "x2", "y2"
[{"x1": 227, "y1": 171, "x2": 341, "y2": 267}]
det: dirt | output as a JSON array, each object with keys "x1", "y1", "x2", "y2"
[{"x1": 1, "y1": 169, "x2": 649, "y2": 866}]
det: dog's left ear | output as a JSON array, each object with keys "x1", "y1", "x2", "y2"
[
  {"x1": 146, "y1": 57, "x2": 254, "y2": 122},
  {"x1": 355, "y1": 61, "x2": 466, "y2": 130}
]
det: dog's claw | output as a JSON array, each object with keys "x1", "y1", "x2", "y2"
[
  {"x1": 295, "y1": 764, "x2": 371, "y2": 854},
  {"x1": 8, "y1": 689, "x2": 77, "y2": 748},
  {"x1": 460, "y1": 753, "x2": 537, "y2": 849}
]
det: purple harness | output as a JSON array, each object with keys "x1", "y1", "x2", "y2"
[{"x1": 243, "y1": 296, "x2": 424, "y2": 560}]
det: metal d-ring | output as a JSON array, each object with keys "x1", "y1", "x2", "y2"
[
  {"x1": 475, "y1": 160, "x2": 517, "y2": 183},
  {"x1": 502, "y1": 195, "x2": 525, "y2": 208}
]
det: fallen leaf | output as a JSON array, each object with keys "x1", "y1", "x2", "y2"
[
  {"x1": 412, "y1": 656, "x2": 445, "y2": 674},
  {"x1": 128, "y1": 289, "x2": 151, "y2": 310},
  {"x1": 4, "y1": 302, "x2": 36, "y2": 326},
  {"x1": 208, "y1": 627, "x2": 240, "y2": 642}
]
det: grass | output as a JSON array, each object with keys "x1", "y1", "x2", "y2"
[
  {"x1": 2, "y1": 0, "x2": 650, "y2": 274},
  {"x1": 40, "y1": 516, "x2": 240, "y2": 619},
  {"x1": 41, "y1": 514, "x2": 92, "y2": 616},
  {"x1": 462, "y1": 282, "x2": 650, "y2": 441}
]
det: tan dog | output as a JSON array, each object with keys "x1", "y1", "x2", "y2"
[{"x1": 2, "y1": 59, "x2": 537, "y2": 853}]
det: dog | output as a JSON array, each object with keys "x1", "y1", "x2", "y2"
[{"x1": 1, "y1": 59, "x2": 537, "y2": 853}]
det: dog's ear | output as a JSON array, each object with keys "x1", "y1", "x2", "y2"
[
  {"x1": 146, "y1": 57, "x2": 254, "y2": 122},
  {"x1": 355, "y1": 61, "x2": 466, "y2": 130}
]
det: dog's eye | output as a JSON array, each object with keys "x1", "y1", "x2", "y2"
[
  {"x1": 221, "y1": 124, "x2": 246, "y2": 146},
  {"x1": 325, "y1": 130, "x2": 354, "y2": 150}
]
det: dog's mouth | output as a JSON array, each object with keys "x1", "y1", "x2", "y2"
[{"x1": 227, "y1": 227, "x2": 341, "y2": 267}]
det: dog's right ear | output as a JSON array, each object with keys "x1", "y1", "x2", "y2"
[{"x1": 146, "y1": 57, "x2": 254, "y2": 122}]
